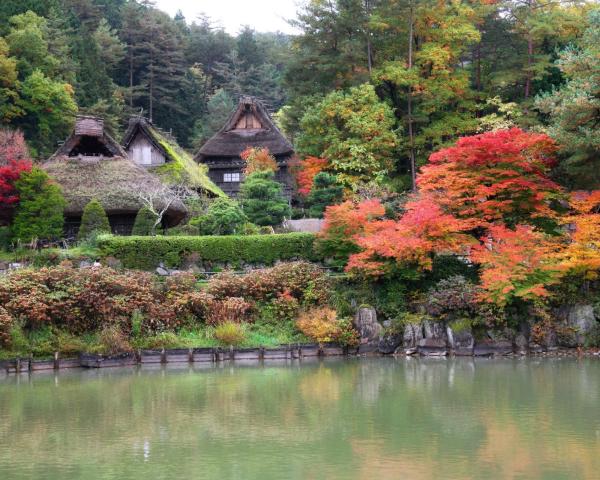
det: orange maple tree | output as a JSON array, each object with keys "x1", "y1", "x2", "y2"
[
  {"x1": 554, "y1": 190, "x2": 600, "y2": 280},
  {"x1": 241, "y1": 147, "x2": 278, "y2": 175},
  {"x1": 295, "y1": 156, "x2": 329, "y2": 196},
  {"x1": 346, "y1": 194, "x2": 476, "y2": 274},
  {"x1": 470, "y1": 225, "x2": 560, "y2": 306}
]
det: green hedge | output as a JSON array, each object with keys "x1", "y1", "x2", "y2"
[{"x1": 97, "y1": 233, "x2": 321, "y2": 270}]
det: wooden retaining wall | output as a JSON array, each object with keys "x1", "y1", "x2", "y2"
[{"x1": 0, "y1": 344, "x2": 350, "y2": 376}]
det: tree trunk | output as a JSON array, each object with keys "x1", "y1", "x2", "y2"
[
  {"x1": 407, "y1": 3, "x2": 416, "y2": 191},
  {"x1": 524, "y1": 33, "x2": 533, "y2": 99}
]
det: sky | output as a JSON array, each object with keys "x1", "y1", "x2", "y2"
[{"x1": 153, "y1": 0, "x2": 303, "y2": 34}]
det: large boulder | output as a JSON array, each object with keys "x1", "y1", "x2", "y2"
[
  {"x1": 447, "y1": 324, "x2": 474, "y2": 356},
  {"x1": 423, "y1": 320, "x2": 447, "y2": 342},
  {"x1": 556, "y1": 304, "x2": 597, "y2": 347},
  {"x1": 403, "y1": 323, "x2": 424, "y2": 349},
  {"x1": 353, "y1": 307, "x2": 383, "y2": 353},
  {"x1": 417, "y1": 338, "x2": 447, "y2": 356},
  {"x1": 378, "y1": 332, "x2": 403, "y2": 354}
]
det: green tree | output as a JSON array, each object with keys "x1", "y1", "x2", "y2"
[
  {"x1": 15, "y1": 69, "x2": 77, "y2": 157},
  {"x1": 191, "y1": 88, "x2": 234, "y2": 149},
  {"x1": 240, "y1": 171, "x2": 291, "y2": 227},
  {"x1": 297, "y1": 83, "x2": 398, "y2": 189},
  {"x1": 306, "y1": 172, "x2": 344, "y2": 218},
  {"x1": 131, "y1": 206, "x2": 157, "y2": 236},
  {"x1": 190, "y1": 197, "x2": 247, "y2": 235},
  {"x1": 78, "y1": 198, "x2": 110, "y2": 240},
  {"x1": 536, "y1": 8, "x2": 600, "y2": 189},
  {"x1": 11, "y1": 167, "x2": 65, "y2": 242},
  {"x1": 0, "y1": 37, "x2": 20, "y2": 122}
]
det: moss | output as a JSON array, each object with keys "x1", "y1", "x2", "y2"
[{"x1": 146, "y1": 130, "x2": 224, "y2": 197}]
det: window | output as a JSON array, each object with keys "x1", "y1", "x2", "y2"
[{"x1": 223, "y1": 172, "x2": 241, "y2": 183}]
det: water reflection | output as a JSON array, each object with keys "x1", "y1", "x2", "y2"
[{"x1": 0, "y1": 358, "x2": 599, "y2": 479}]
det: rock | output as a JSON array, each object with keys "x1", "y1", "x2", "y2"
[
  {"x1": 9, "y1": 262, "x2": 22, "y2": 270},
  {"x1": 418, "y1": 338, "x2": 447, "y2": 356},
  {"x1": 382, "y1": 320, "x2": 392, "y2": 328},
  {"x1": 556, "y1": 304, "x2": 597, "y2": 347},
  {"x1": 0, "y1": 261, "x2": 8, "y2": 270},
  {"x1": 403, "y1": 323, "x2": 423, "y2": 348},
  {"x1": 529, "y1": 342, "x2": 543, "y2": 353},
  {"x1": 403, "y1": 347, "x2": 418, "y2": 355},
  {"x1": 156, "y1": 267, "x2": 169, "y2": 276},
  {"x1": 353, "y1": 307, "x2": 383, "y2": 351},
  {"x1": 79, "y1": 260, "x2": 92, "y2": 268},
  {"x1": 447, "y1": 324, "x2": 474, "y2": 356},
  {"x1": 423, "y1": 320, "x2": 447, "y2": 341},
  {"x1": 378, "y1": 332, "x2": 402, "y2": 354},
  {"x1": 515, "y1": 334, "x2": 528, "y2": 354},
  {"x1": 473, "y1": 341, "x2": 513, "y2": 357}
]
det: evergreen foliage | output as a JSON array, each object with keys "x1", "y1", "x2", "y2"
[
  {"x1": 11, "y1": 167, "x2": 65, "y2": 242},
  {"x1": 78, "y1": 199, "x2": 110, "y2": 241},
  {"x1": 240, "y1": 171, "x2": 291, "y2": 227},
  {"x1": 190, "y1": 198, "x2": 247, "y2": 235},
  {"x1": 132, "y1": 206, "x2": 158, "y2": 236},
  {"x1": 306, "y1": 172, "x2": 343, "y2": 218}
]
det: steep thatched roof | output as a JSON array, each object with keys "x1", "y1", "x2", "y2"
[
  {"x1": 44, "y1": 116, "x2": 186, "y2": 226},
  {"x1": 123, "y1": 117, "x2": 225, "y2": 197},
  {"x1": 195, "y1": 96, "x2": 294, "y2": 161}
]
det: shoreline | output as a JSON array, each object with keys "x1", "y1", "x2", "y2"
[{"x1": 2, "y1": 344, "x2": 599, "y2": 376}]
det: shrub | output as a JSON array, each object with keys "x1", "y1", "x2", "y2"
[
  {"x1": 207, "y1": 262, "x2": 324, "y2": 302},
  {"x1": 190, "y1": 198, "x2": 247, "y2": 235},
  {"x1": 296, "y1": 307, "x2": 358, "y2": 346},
  {"x1": 132, "y1": 206, "x2": 158, "y2": 236},
  {"x1": 0, "y1": 306, "x2": 14, "y2": 348},
  {"x1": 78, "y1": 199, "x2": 110, "y2": 241},
  {"x1": 98, "y1": 325, "x2": 132, "y2": 355},
  {"x1": 240, "y1": 170, "x2": 291, "y2": 226},
  {"x1": 267, "y1": 290, "x2": 300, "y2": 323},
  {"x1": 214, "y1": 321, "x2": 246, "y2": 346},
  {"x1": 97, "y1": 233, "x2": 320, "y2": 270},
  {"x1": 425, "y1": 275, "x2": 480, "y2": 320},
  {"x1": 0, "y1": 226, "x2": 11, "y2": 249},
  {"x1": 11, "y1": 167, "x2": 65, "y2": 242},
  {"x1": 205, "y1": 297, "x2": 254, "y2": 326},
  {"x1": 0, "y1": 264, "x2": 185, "y2": 333}
]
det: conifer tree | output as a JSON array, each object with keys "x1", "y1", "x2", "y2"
[
  {"x1": 240, "y1": 171, "x2": 290, "y2": 227},
  {"x1": 78, "y1": 198, "x2": 110, "y2": 241},
  {"x1": 132, "y1": 206, "x2": 157, "y2": 236}
]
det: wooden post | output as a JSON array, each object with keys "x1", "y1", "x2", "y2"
[
  {"x1": 28, "y1": 354, "x2": 33, "y2": 373},
  {"x1": 188, "y1": 348, "x2": 193, "y2": 364},
  {"x1": 160, "y1": 348, "x2": 166, "y2": 364},
  {"x1": 229, "y1": 345, "x2": 234, "y2": 361},
  {"x1": 16, "y1": 358, "x2": 21, "y2": 374},
  {"x1": 53, "y1": 352, "x2": 59, "y2": 370},
  {"x1": 259, "y1": 346, "x2": 265, "y2": 361}
]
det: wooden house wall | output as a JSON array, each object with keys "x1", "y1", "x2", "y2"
[{"x1": 127, "y1": 136, "x2": 166, "y2": 167}]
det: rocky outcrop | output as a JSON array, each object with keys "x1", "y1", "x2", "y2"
[
  {"x1": 417, "y1": 338, "x2": 447, "y2": 356},
  {"x1": 447, "y1": 324, "x2": 474, "y2": 356},
  {"x1": 378, "y1": 332, "x2": 403, "y2": 354},
  {"x1": 403, "y1": 323, "x2": 424, "y2": 352},
  {"x1": 354, "y1": 307, "x2": 383, "y2": 353},
  {"x1": 555, "y1": 304, "x2": 597, "y2": 347}
]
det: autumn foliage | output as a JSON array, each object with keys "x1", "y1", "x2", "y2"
[
  {"x1": 241, "y1": 146, "x2": 278, "y2": 175},
  {"x1": 419, "y1": 128, "x2": 561, "y2": 228},
  {"x1": 295, "y1": 156, "x2": 329, "y2": 196},
  {"x1": 319, "y1": 128, "x2": 600, "y2": 307}
]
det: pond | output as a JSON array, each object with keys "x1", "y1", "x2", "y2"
[{"x1": 1, "y1": 357, "x2": 599, "y2": 480}]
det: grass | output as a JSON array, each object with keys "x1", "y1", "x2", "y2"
[{"x1": 0, "y1": 320, "x2": 312, "y2": 360}]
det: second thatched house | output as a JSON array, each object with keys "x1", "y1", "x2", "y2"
[
  {"x1": 122, "y1": 117, "x2": 224, "y2": 197},
  {"x1": 44, "y1": 116, "x2": 186, "y2": 236},
  {"x1": 195, "y1": 96, "x2": 295, "y2": 198}
]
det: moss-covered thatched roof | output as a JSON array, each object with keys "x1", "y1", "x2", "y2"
[
  {"x1": 44, "y1": 117, "x2": 186, "y2": 226},
  {"x1": 195, "y1": 96, "x2": 294, "y2": 161},
  {"x1": 123, "y1": 117, "x2": 225, "y2": 197}
]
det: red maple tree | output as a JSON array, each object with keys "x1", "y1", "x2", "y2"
[
  {"x1": 418, "y1": 128, "x2": 561, "y2": 228},
  {"x1": 0, "y1": 129, "x2": 32, "y2": 222}
]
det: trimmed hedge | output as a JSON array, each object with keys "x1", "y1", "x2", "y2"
[{"x1": 98, "y1": 233, "x2": 321, "y2": 270}]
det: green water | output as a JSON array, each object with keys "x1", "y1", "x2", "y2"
[{"x1": 1, "y1": 358, "x2": 599, "y2": 480}]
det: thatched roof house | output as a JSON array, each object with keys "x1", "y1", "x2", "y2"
[
  {"x1": 195, "y1": 96, "x2": 294, "y2": 198},
  {"x1": 44, "y1": 116, "x2": 186, "y2": 236},
  {"x1": 123, "y1": 117, "x2": 224, "y2": 197}
]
